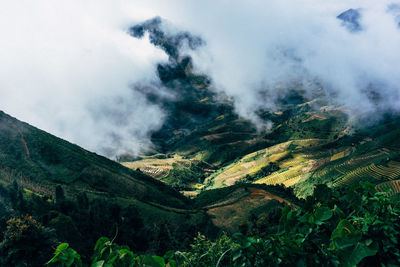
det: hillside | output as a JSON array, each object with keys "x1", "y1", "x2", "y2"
[
  {"x1": 0, "y1": 110, "x2": 189, "y2": 208},
  {"x1": 117, "y1": 25, "x2": 400, "y2": 200},
  {"x1": 0, "y1": 110, "x2": 297, "y2": 265},
  {"x1": 123, "y1": 113, "x2": 400, "y2": 200}
]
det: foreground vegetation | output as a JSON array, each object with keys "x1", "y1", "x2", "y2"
[{"x1": 45, "y1": 182, "x2": 400, "y2": 266}]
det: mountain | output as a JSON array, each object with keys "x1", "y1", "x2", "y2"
[
  {"x1": 122, "y1": 18, "x2": 400, "y2": 203},
  {"x1": 0, "y1": 110, "x2": 297, "y2": 265},
  {"x1": 2, "y1": 16, "x2": 400, "y2": 267}
]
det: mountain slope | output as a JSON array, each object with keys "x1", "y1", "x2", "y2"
[
  {"x1": 0, "y1": 110, "x2": 297, "y2": 261},
  {"x1": 0, "y1": 110, "x2": 189, "y2": 208}
]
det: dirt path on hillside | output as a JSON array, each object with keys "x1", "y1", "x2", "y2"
[
  {"x1": 244, "y1": 188, "x2": 292, "y2": 205},
  {"x1": 19, "y1": 131, "x2": 30, "y2": 158}
]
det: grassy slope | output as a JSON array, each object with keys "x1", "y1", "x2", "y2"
[
  {"x1": 0, "y1": 111, "x2": 191, "y2": 208},
  {"x1": 0, "y1": 110, "x2": 298, "y2": 240}
]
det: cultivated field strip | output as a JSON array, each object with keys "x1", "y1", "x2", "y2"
[
  {"x1": 256, "y1": 165, "x2": 303, "y2": 185},
  {"x1": 333, "y1": 161, "x2": 400, "y2": 187},
  {"x1": 312, "y1": 150, "x2": 392, "y2": 180},
  {"x1": 376, "y1": 179, "x2": 400, "y2": 196},
  {"x1": 140, "y1": 166, "x2": 169, "y2": 178}
]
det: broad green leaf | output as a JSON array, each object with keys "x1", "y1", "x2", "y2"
[
  {"x1": 55, "y1": 243, "x2": 69, "y2": 254},
  {"x1": 65, "y1": 250, "x2": 75, "y2": 267},
  {"x1": 314, "y1": 206, "x2": 333, "y2": 223},
  {"x1": 140, "y1": 255, "x2": 165, "y2": 267},
  {"x1": 92, "y1": 260, "x2": 105, "y2": 267},
  {"x1": 152, "y1": 255, "x2": 166, "y2": 266},
  {"x1": 333, "y1": 235, "x2": 361, "y2": 250},
  {"x1": 118, "y1": 249, "x2": 135, "y2": 259},
  {"x1": 108, "y1": 254, "x2": 118, "y2": 264},
  {"x1": 331, "y1": 219, "x2": 360, "y2": 249},
  {"x1": 339, "y1": 241, "x2": 378, "y2": 267},
  {"x1": 331, "y1": 219, "x2": 355, "y2": 239},
  {"x1": 94, "y1": 237, "x2": 109, "y2": 251}
]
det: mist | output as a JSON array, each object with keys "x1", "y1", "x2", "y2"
[
  {"x1": 1, "y1": 1, "x2": 400, "y2": 158},
  {"x1": 152, "y1": 0, "x2": 400, "y2": 119},
  {"x1": 0, "y1": 1, "x2": 168, "y2": 157}
]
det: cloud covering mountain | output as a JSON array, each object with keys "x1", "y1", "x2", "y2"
[{"x1": 1, "y1": 0, "x2": 399, "y2": 157}]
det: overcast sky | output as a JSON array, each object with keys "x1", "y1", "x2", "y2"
[{"x1": 1, "y1": 0, "x2": 399, "y2": 158}]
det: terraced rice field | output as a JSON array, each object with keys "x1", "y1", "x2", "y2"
[
  {"x1": 376, "y1": 179, "x2": 400, "y2": 196},
  {"x1": 311, "y1": 149, "x2": 392, "y2": 183},
  {"x1": 208, "y1": 139, "x2": 323, "y2": 188},
  {"x1": 284, "y1": 175, "x2": 304, "y2": 187},
  {"x1": 139, "y1": 166, "x2": 169, "y2": 178},
  {"x1": 333, "y1": 161, "x2": 400, "y2": 187},
  {"x1": 280, "y1": 155, "x2": 307, "y2": 168},
  {"x1": 330, "y1": 151, "x2": 346, "y2": 161},
  {"x1": 312, "y1": 162, "x2": 345, "y2": 182},
  {"x1": 122, "y1": 156, "x2": 191, "y2": 179},
  {"x1": 370, "y1": 162, "x2": 400, "y2": 179},
  {"x1": 256, "y1": 165, "x2": 305, "y2": 186}
]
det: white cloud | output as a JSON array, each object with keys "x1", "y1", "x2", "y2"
[
  {"x1": 0, "y1": 1, "x2": 168, "y2": 157},
  {"x1": 137, "y1": 0, "x2": 400, "y2": 116},
  {"x1": 1, "y1": 0, "x2": 399, "y2": 157}
]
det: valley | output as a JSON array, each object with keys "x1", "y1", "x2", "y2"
[{"x1": 1, "y1": 7, "x2": 400, "y2": 266}]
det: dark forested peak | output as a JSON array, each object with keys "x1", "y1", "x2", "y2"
[
  {"x1": 337, "y1": 8, "x2": 363, "y2": 33},
  {"x1": 129, "y1": 16, "x2": 204, "y2": 61},
  {"x1": 127, "y1": 18, "x2": 232, "y2": 153}
]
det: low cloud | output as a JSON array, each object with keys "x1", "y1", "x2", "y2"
[
  {"x1": 1, "y1": 0, "x2": 399, "y2": 157},
  {"x1": 0, "y1": 1, "x2": 168, "y2": 158},
  {"x1": 158, "y1": 0, "x2": 400, "y2": 119}
]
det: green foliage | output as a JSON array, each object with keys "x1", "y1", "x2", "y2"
[
  {"x1": 182, "y1": 232, "x2": 238, "y2": 267},
  {"x1": 48, "y1": 237, "x2": 180, "y2": 267},
  {"x1": 272, "y1": 182, "x2": 400, "y2": 266},
  {"x1": 4, "y1": 109, "x2": 400, "y2": 266},
  {"x1": 166, "y1": 162, "x2": 204, "y2": 189},
  {"x1": 0, "y1": 215, "x2": 57, "y2": 266},
  {"x1": 330, "y1": 219, "x2": 378, "y2": 267},
  {"x1": 47, "y1": 243, "x2": 82, "y2": 267},
  {"x1": 91, "y1": 237, "x2": 138, "y2": 266},
  {"x1": 46, "y1": 182, "x2": 400, "y2": 266}
]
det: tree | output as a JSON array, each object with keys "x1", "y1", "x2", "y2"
[{"x1": 0, "y1": 215, "x2": 57, "y2": 267}]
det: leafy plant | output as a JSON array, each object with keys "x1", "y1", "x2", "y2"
[{"x1": 47, "y1": 243, "x2": 82, "y2": 267}]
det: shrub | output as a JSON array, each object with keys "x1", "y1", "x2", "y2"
[{"x1": 0, "y1": 215, "x2": 57, "y2": 267}]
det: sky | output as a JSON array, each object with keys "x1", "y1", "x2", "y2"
[{"x1": 1, "y1": 0, "x2": 399, "y2": 158}]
